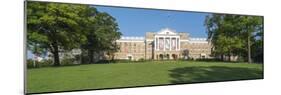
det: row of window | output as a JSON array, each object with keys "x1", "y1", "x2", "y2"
[
  {"x1": 118, "y1": 42, "x2": 144, "y2": 47},
  {"x1": 119, "y1": 49, "x2": 144, "y2": 53},
  {"x1": 114, "y1": 54, "x2": 145, "y2": 57}
]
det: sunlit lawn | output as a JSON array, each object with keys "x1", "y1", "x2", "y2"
[{"x1": 27, "y1": 61, "x2": 263, "y2": 94}]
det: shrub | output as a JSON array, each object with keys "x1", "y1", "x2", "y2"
[
  {"x1": 196, "y1": 58, "x2": 222, "y2": 62},
  {"x1": 61, "y1": 58, "x2": 76, "y2": 66},
  {"x1": 26, "y1": 59, "x2": 53, "y2": 68},
  {"x1": 27, "y1": 59, "x2": 36, "y2": 68},
  {"x1": 138, "y1": 58, "x2": 145, "y2": 62},
  {"x1": 113, "y1": 59, "x2": 131, "y2": 63},
  {"x1": 96, "y1": 60, "x2": 110, "y2": 64},
  {"x1": 39, "y1": 59, "x2": 53, "y2": 67}
]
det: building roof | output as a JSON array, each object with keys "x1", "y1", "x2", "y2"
[
  {"x1": 117, "y1": 28, "x2": 209, "y2": 43},
  {"x1": 190, "y1": 38, "x2": 207, "y2": 41},
  {"x1": 189, "y1": 38, "x2": 208, "y2": 43},
  {"x1": 120, "y1": 36, "x2": 145, "y2": 40},
  {"x1": 156, "y1": 28, "x2": 177, "y2": 35},
  {"x1": 116, "y1": 36, "x2": 145, "y2": 42}
]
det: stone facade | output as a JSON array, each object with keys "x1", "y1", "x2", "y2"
[{"x1": 114, "y1": 28, "x2": 213, "y2": 61}]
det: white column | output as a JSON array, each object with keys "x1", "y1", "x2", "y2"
[
  {"x1": 159, "y1": 37, "x2": 161, "y2": 51},
  {"x1": 155, "y1": 37, "x2": 157, "y2": 51},
  {"x1": 164, "y1": 37, "x2": 166, "y2": 51},
  {"x1": 175, "y1": 37, "x2": 177, "y2": 51},
  {"x1": 169, "y1": 37, "x2": 172, "y2": 51},
  {"x1": 156, "y1": 37, "x2": 158, "y2": 51},
  {"x1": 176, "y1": 37, "x2": 179, "y2": 51},
  {"x1": 154, "y1": 36, "x2": 156, "y2": 51},
  {"x1": 177, "y1": 38, "x2": 180, "y2": 50},
  {"x1": 157, "y1": 37, "x2": 159, "y2": 51},
  {"x1": 178, "y1": 38, "x2": 181, "y2": 50}
]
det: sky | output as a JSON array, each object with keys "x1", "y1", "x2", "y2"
[
  {"x1": 28, "y1": 5, "x2": 210, "y2": 59},
  {"x1": 94, "y1": 5, "x2": 210, "y2": 38}
]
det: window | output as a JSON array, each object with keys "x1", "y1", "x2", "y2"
[{"x1": 201, "y1": 55, "x2": 206, "y2": 59}]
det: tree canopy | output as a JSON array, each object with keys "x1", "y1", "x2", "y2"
[
  {"x1": 81, "y1": 12, "x2": 121, "y2": 63},
  {"x1": 27, "y1": 1, "x2": 121, "y2": 66},
  {"x1": 205, "y1": 14, "x2": 263, "y2": 63}
]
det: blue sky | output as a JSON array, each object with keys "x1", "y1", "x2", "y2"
[
  {"x1": 28, "y1": 6, "x2": 210, "y2": 59},
  {"x1": 94, "y1": 6, "x2": 210, "y2": 37}
]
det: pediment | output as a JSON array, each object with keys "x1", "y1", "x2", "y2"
[{"x1": 156, "y1": 28, "x2": 177, "y2": 35}]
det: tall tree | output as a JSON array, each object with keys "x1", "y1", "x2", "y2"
[
  {"x1": 27, "y1": 2, "x2": 90, "y2": 66},
  {"x1": 205, "y1": 14, "x2": 263, "y2": 63},
  {"x1": 240, "y1": 16, "x2": 263, "y2": 63},
  {"x1": 205, "y1": 14, "x2": 243, "y2": 61},
  {"x1": 81, "y1": 12, "x2": 121, "y2": 63}
]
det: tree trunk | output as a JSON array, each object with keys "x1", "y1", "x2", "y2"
[
  {"x1": 228, "y1": 53, "x2": 231, "y2": 62},
  {"x1": 248, "y1": 33, "x2": 252, "y2": 63},
  {"x1": 88, "y1": 49, "x2": 94, "y2": 63},
  {"x1": 220, "y1": 54, "x2": 224, "y2": 61},
  {"x1": 53, "y1": 43, "x2": 60, "y2": 66},
  {"x1": 112, "y1": 54, "x2": 115, "y2": 61},
  {"x1": 81, "y1": 50, "x2": 88, "y2": 64}
]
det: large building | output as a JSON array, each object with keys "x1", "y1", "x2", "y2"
[
  {"x1": 35, "y1": 28, "x2": 213, "y2": 63},
  {"x1": 114, "y1": 28, "x2": 213, "y2": 61}
]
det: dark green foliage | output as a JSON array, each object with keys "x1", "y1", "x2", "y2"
[
  {"x1": 27, "y1": 58, "x2": 82, "y2": 68},
  {"x1": 138, "y1": 58, "x2": 145, "y2": 62},
  {"x1": 195, "y1": 58, "x2": 223, "y2": 62},
  {"x1": 27, "y1": 59, "x2": 53, "y2": 68},
  {"x1": 27, "y1": 2, "x2": 89, "y2": 66},
  {"x1": 27, "y1": 1, "x2": 121, "y2": 66},
  {"x1": 59, "y1": 58, "x2": 73, "y2": 66},
  {"x1": 81, "y1": 11, "x2": 121, "y2": 63},
  {"x1": 205, "y1": 14, "x2": 263, "y2": 63}
]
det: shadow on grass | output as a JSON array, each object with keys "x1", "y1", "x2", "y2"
[{"x1": 169, "y1": 66, "x2": 263, "y2": 84}]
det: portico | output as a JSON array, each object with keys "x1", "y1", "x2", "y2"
[{"x1": 153, "y1": 28, "x2": 181, "y2": 60}]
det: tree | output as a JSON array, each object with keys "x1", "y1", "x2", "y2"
[
  {"x1": 240, "y1": 16, "x2": 263, "y2": 63},
  {"x1": 27, "y1": 2, "x2": 90, "y2": 66},
  {"x1": 81, "y1": 11, "x2": 121, "y2": 63},
  {"x1": 205, "y1": 14, "x2": 243, "y2": 61},
  {"x1": 205, "y1": 14, "x2": 263, "y2": 63},
  {"x1": 182, "y1": 49, "x2": 189, "y2": 60}
]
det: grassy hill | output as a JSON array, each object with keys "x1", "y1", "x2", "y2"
[{"x1": 27, "y1": 61, "x2": 263, "y2": 94}]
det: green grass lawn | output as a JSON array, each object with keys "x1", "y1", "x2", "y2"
[{"x1": 27, "y1": 61, "x2": 263, "y2": 94}]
